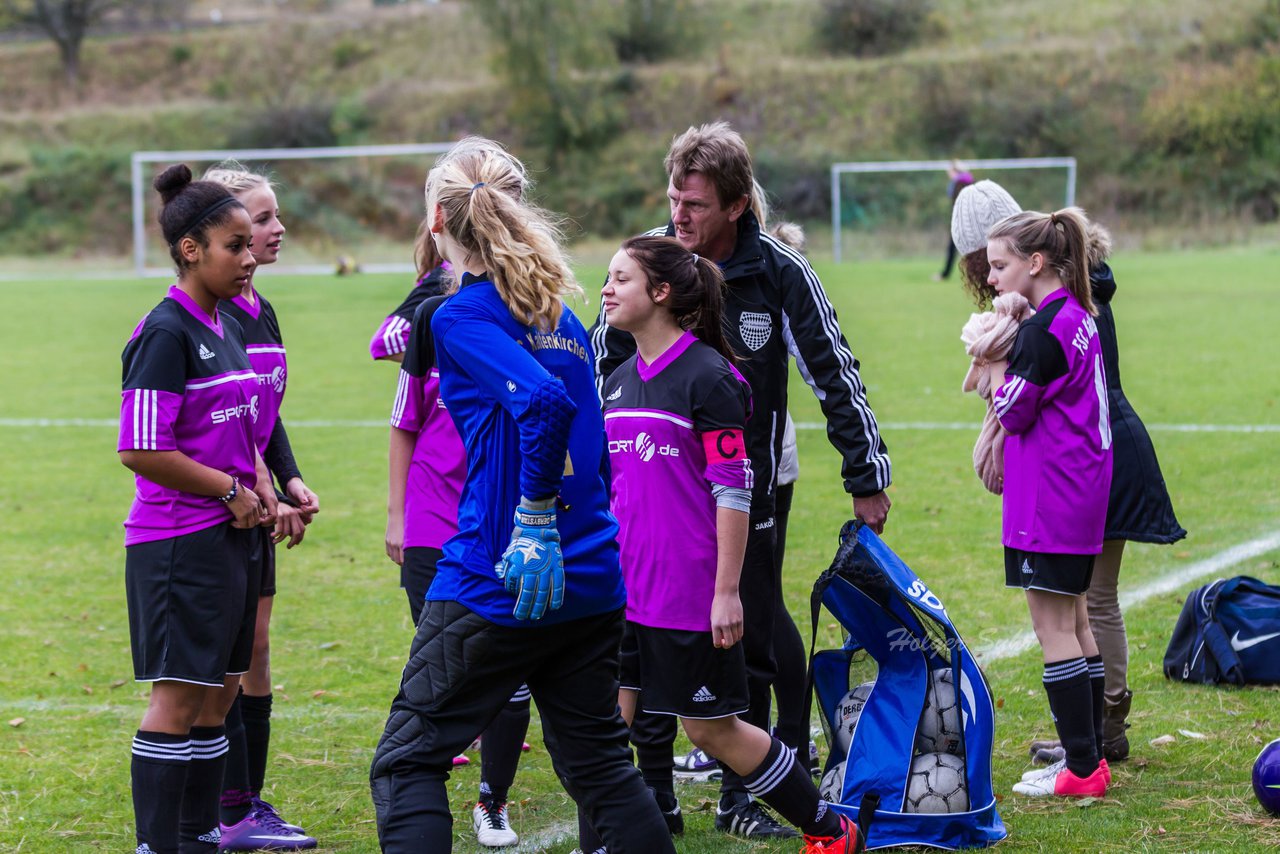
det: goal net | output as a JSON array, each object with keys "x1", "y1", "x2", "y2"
[
  {"x1": 829, "y1": 157, "x2": 1077, "y2": 263},
  {"x1": 130, "y1": 142, "x2": 456, "y2": 277}
]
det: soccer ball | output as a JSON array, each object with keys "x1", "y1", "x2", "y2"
[
  {"x1": 905, "y1": 752, "x2": 969, "y2": 813},
  {"x1": 1253, "y1": 738, "x2": 1280, "y2": 814},
  {"x1": 915, "y1": 668, "x2": 964, "y2": 756},
  {"x1": 820, "y1": 760, "x2": 846, "y2": 802},
  {"x1": 833, "y1": 681, "x2": 875, "y2": 755}
]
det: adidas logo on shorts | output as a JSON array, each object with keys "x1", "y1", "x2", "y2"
[
  {"x1": 1021, "y1": 559, "x2": 1033, "y2": 575},
  {"x1": 198, "y1": 344, "x2": 216, "y2": 360},
  {"x1": 197, "y1": 827, "x2": 221, "y2": 844},
  {"x1": 136, "y1": 845, "x2": 157, "y2": 854},
  {"x1": 692, "y1": 685, "x2": 717, "y2": 703}
]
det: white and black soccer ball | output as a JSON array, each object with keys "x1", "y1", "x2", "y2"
[
  {"x1": 915, "y1": 667, "x2": 964, "y2": 756},
  {"x1": 819, "y1": 760, "x2": 846, "y2": 802},
  {"x1": 833, "y1": 681, "x2": 875, "y2": 755},
  {"x1": 904, "y1": 751, "x2": 968, "y2": 813}
]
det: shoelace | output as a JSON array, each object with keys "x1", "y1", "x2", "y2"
[
  {"x1": 739, "y1": 801, "x2": 785, "y2": 829},
  {"x1": 251, "y1": 803, "x2": 296, "y2": 834},
  {"x1": 479, "y1": 801, "x2": 508, "y2": 829}
]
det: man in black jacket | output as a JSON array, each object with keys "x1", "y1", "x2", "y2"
[{"x1": 589, "y1": 121, "x2": 892, "y2": 841}]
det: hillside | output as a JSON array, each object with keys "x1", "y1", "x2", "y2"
[{"x1": 1, "y1": 0, "x2": 1277, "y2": 261}]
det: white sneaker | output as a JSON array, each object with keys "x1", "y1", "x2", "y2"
[
  {"x1": 1021, "y1": 757, "x2": 1065, "y2": 781},
  {"x1": 473, "y1": 800, "x2": 519, "y2": 847}
]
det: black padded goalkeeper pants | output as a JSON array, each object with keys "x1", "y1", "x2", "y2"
[{"x1": 369, "y1": 601, "x2": 674, "y2": 854}]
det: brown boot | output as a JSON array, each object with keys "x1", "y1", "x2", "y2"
[{"x1": 1101, "y1": 690, "x2": 1132, "y2": 762}]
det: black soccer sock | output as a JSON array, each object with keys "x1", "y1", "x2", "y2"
[
  {"x1": 743, "y1": 736, "x2": 841, "y2": 838},
  {"x1": 220, "y1": 691, "x2": 253, "y2": 825},
  {"x1": 480, "y1": 691, "x2": 530, "y2": 803},
  {"x1": 178, "y1": 725, "x2": 228, "y2": 852},
  {"x1": 132, "y1": 730, "x2": 191, "y2": 854},
  {"x1": 631, "y1": 709, "x2": 677, "y2": 799},
  {"x1": 240, "y1": 693, "x2": 272, "y2": 795},
  {"x1": 1043, "y1": 658, "x2": 1099, "y2": 778},
  {"x1": 1086, "y1": 655, "x2": 1106, "y2": 760}
]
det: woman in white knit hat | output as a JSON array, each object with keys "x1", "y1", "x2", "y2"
[{"x1": 950, "y1": 180, "x2": 1186, "y2": 767}]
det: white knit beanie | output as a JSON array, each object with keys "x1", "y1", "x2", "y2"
[{"x1": 951, "y1": 180, "x2": 1022, "y2": 255}]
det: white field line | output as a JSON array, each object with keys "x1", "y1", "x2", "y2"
[
  {"x1": 3, "y1": 418, "x2": 1278, "y2": 433},
  {"x1": 975, "y1": 530, "x2": 1280, "y2": 662}
]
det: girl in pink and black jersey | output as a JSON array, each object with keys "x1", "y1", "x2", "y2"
[
  {"x1": 385, "y1": 291, "x2": 531, "y2": 848},
  {"x1": 370, "y1": 220, "x2": 451, "y2": 363},
  {"x1": 119, "y1": 165, "x2": 278, "y2": 854},
  {"x1": 986, "y1": 209, "x2": 1114, "y2": 800},
  {"x1": 594, "y1": 235, "x2": 865, "y2": 853},
  {"x1": 202, "y1": 162, "x2": 319, "y2": 849}
]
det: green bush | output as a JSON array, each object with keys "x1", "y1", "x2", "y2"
[
  {"x1": 609, "y1": 0, "x2": 701, "y2": 63},
  {"x1": 815, "y1": 0, "x2": 934, "y2": 57}
]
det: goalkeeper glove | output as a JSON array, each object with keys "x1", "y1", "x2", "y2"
[{"x1": 495, "y1": 498, "x2": 564, "y2": 620}]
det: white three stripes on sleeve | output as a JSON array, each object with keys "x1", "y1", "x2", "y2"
[
  {"x1": 391, "y1": 370, "x2": 411, "y2": 426},
  {"x1": 132, "y1": 389, "x2": 160, "y2": 450},
  {"x1": 384, "y1": 317, "x2": 409, "y2": 356}
]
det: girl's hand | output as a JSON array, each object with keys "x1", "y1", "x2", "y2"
[
  {"x1": 253, "y1": 478, "x2": 278, "y2": 528},
  {"x1": 228, "y1": 482, "x2": 263, "y2": 529},
  {"x1": 273, "y1": 503, "x2": 307, "y2": 548},
  {"x1": 711, "y1": 591, "x2": 744, "y2": 649},
  {"x1": 285, "y1": 478, "x2": 320, "y2": 524},
  {"x1": 385, "y1": 516, "x2": 405, "y2": 566}
]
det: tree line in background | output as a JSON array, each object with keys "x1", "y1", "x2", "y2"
[{"x1": 1, "y1": 0, "x2": 1278, "y2": 256}]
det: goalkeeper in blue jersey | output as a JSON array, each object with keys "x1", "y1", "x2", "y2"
[{"x1": 368, "y1": 137, "x2": 675, "y2": 854}]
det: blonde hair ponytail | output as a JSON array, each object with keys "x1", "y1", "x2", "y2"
[{"x1": 426, "y1": 138, "x2": 581, "y2": 331}]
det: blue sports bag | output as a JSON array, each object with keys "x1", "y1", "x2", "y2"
[
  {"x1": 806, "y1": 521, "x2": 1005, "y2": 850},
  {"x1": 1163, "y1": 576, "x2": 1280, "y2": 686}
]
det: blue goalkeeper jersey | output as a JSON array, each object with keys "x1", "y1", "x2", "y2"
[{"x1": 427, "y1": 273, "x2": 626, "y2": 627}]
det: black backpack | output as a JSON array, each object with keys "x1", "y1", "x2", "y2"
[{"x1": 1163, "y1": 576, "x2": 1280, "y2": 686}]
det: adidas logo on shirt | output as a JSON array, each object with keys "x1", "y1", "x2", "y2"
[
  {"x1": 692, "y1": 685, "x2": 717, "y2": 703},
  {"x1": 606, "y1": 387, "x2": 622, "y2": 401},
  {"x1": 1021, "y1": 559, "x2": 1033, "y2": 575},
  {"x1": 198, "y1": 344, "x2": 216, "y2": 360}
]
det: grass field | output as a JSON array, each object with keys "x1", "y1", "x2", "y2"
[{"x1": 2, "y1": 247, "x2": 1279, "y2": 852}]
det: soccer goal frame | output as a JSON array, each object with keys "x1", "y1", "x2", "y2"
[
  {"x1": 829, "y1": 157, "x2": 1077, "y2": 264},
  {"x1": 130, "y1": 142, "x2": 456, "y2": 278}
]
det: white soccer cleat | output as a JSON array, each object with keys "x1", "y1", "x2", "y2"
[
  {"x1": 473, "y1": 799, "x2": 519, "y2": 847},
  {"x1": 1020, "y1": 757, "x2": 1065, "y2": 781}
]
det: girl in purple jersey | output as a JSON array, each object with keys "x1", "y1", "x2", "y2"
[
  {"x1": 119, "y1": 165, "x2": 279, "y2": 854},
  {"x1": 386, "y1": 290, "x2": 533, "y2": 848},
  {"x1": 370, "y1": 221, "x2": 451, "y2": 363},
  {"x1": 985, "y1": 208, "x2": 1114, "y2": 800},
  {"x1": 202, "y1": 162, "x2": 320, "y2": 849},
  {"x1": 596, "y1": 235, "x2": 864, "y2": 854}
]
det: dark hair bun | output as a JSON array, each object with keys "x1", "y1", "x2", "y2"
[{"x1": 153, "y1": 164, "x2": 193, "y2": 204}]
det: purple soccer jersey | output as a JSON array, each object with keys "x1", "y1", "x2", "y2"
[
  {"x1": 118, "y1": 286, "x2": 260, "y2": 546},
  {"x1": 603, "y1": 332, "x2": 753, "y2": 632},
  {"x1": 222, "y1": 292, "x2": 286, "y2": 455},
  {"x1": 391, "y1": 364, "x2": 466, "y2": 549},
  {"x1": 993, "y1": 288, "x2": 1113, "y2": 554},
  {"x1": 370, "y1": 264, "x2": 450, "y2": 360}
]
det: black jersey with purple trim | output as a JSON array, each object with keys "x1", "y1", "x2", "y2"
[
  {"x1": 591, "y1": 211, "x2": 891, "y2": 516},
  {"x1": 370, "y1": 265, "x2": 448, "y2": 360},
  {"x1": 118, "y1": 286, "x2": 260, "y2": 546},
  {"x1": 602, "y1": 332, "x2": 753, "y2": 632},
  {"x1": 220, "y1": 292, "x2": 286, "y2": 458}
]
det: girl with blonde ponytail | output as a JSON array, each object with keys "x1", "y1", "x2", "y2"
[
  {"x1": 986, "y1": 207, "x2": 1114, "y2": 801},
  {"x1": 369, "y1": 138, "x2": 676, "y2": 854}
]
